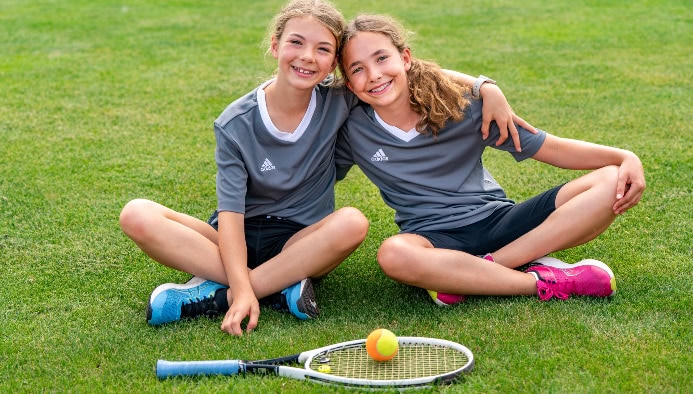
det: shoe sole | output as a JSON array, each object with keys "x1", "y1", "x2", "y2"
[
  {"x1": 533, "y1": 257, "x2": 617, "y2": 295},
  {"x1": 294, "y1": 279, "x2": 319, "y2": 319}
]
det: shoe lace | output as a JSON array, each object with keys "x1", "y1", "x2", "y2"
[
  {"x1": 536, "y1": 279, "x2": 570, "y2": 301},
  {"x1": 181, "y1": 294, "x2": 222, "y2": 318}
]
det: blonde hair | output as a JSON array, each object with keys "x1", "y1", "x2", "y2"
[
  {"x1": 266, "y1": 0, "x2": 346, "y2": 84},
  {"x1": 340, "y1": 14, "x2": 470, "y2": 135}
]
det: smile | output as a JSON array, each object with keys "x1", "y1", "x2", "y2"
[
  {"x1": 369, "y1": 81, "x2": 391, "y2": 93},
  {"x1": 292, "y1": 66, "x2": 316, "y2": 75}
]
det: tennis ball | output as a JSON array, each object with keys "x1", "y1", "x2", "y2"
[{"x1": 366, "y1": 328, "x2": 399, "y2": 361}]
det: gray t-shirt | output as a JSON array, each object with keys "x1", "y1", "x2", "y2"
[
  {"x1": 335, "y1": 98, "x2": 547, "y2": 232},
  {"x1": 214, "y1": 81, "x2": 356, "y2": 226}
]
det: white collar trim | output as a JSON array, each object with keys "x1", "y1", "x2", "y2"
[
  {"x1": 374, "y1": 110, "x2": 420, "y2": 142},
  {"x1": 257, "y1": 79, "x2": 316, "y2": 142}
]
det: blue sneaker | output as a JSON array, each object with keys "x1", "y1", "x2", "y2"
[
  {"x1": 146, "y1": 277, "x2": 229, "y2": 325},
  {"x1": 264, "y1": 278, "x2": 319, "y2": 320}
]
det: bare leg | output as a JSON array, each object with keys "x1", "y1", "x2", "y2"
[
  {"x1": 377, "y1": 234, "x2": 537, "y2": 296},
  {"x1": 248, "y1": 207, "x2": 369, "y2": 298},
  {"x1": 120, "y1": 200, "x2": 368, "y2": 298},
  {"x1": 119, "y1": 199, "x2": 227, "y2": 280},
  {"x1": 492, "y1": 166, "x2": 619, "y2": 268},
  {"x1": 375, "y1": 166, "x2": 621, "y2": 297}
]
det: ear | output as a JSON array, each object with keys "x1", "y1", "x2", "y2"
[
  {"x1": 270, "y1": 35, "x2": 279, "y2": 59},
  {"x1": 402, "y1": 47, "x2": 412, "y2": 71},
  {"x1": 345, "y1": 79, "x2": 353, "y2": 92}
]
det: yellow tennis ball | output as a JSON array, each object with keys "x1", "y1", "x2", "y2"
[{"x1": 366, "y1": 328, "x2": 399, "y2": 361}]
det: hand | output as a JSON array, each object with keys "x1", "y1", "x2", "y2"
[
  {"x1": 612, "y1": 152, "x2": 646, "y2": 215},
  {"x1": 480, "y1": 84, "x2": 537, "y2": 152},
  {"x1": 220, "y1": 291, "x2": 260, "y2": 336}
]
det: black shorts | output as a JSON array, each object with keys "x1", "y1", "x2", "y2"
[
  {"x1": 410, "y1": 184, "x2": 564, "y2": 256},
  {"x1": 207, "y1": 211, "x2": 306, "y2": 269}
]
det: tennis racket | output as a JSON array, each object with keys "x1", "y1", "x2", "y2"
[{"x1": 156, "y1": 336, "x2": 474, "y2": 389}]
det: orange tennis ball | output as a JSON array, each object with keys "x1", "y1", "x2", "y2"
[{"x1": 365, "y1": 328, "x2": 399, "y2": 361}]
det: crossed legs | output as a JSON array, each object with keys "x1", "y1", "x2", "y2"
[
  {"x1": 376, "y1": 166, "x2": 620, "y2": 296},
  {"x1": 119, "y1": 200, "x2": 368, "y2": 300}
]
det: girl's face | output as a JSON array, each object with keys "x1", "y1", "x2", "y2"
[
  {"x1": 342, "y1": 31, "x2": 411, "y2": 112},
  {"x1": 271, "y1": 16, "x2": 338, "y2": 91}
]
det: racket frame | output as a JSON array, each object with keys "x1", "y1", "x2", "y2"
[{"x1": 156, "y1": 336, "x2": 474, "y2": 388}]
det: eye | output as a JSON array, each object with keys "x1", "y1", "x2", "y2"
[
  {"x1": 377, "y1": 55, "x2": 388, "y2": 63},
  {"x1": 290, "y1": 39, "x2": 302, "y2": 45},
  {"x1": 350, "y1": 66, "x2": 363, "y2": 75},
  {"x1": 318, "y1": 46, "x2": 333, "y2": 54}
]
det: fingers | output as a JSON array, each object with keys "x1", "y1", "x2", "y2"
[
  {"x1": 220, "y1": 305, "x2": 259, "y2": 336},
  {"x1": 505, "y1": 122, "x2": 522, "y2": 152},
  {"x1": 495, "y1": 118, "x2": 509, "y2": 146},
  {"x1": 612, "y1": 181, "x2": 645, "y2": 215},
  {"x1": 221, "y1": 310, "x2": 243, "y2": 336},
  {"x1": 481, "y1": 114, "x2": 490, "y2": 141},
  {"x1": 613, "y1": 191, "x2": 640, "y2": 214},
  {"x1": 512, "y1": 114, "x2": 538, "y2": 134},
  {"x1": 246, "y1": 305, "x2": 260, "y2": 333}
]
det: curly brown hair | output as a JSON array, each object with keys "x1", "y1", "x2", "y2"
[{"x1": 340, "y1": 14, "x2": 470, "y2": 135}]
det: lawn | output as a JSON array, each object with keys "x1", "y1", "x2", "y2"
[{"x1": 1, "y1": 0, "x2": 691, "y2": 392}]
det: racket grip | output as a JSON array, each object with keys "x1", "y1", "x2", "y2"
[{"x1": 156, "y1": 360, "x2": 241, "y2": 379}]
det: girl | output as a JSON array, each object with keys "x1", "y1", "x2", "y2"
[
  {"x1": 119, "y1": 0, "x2": 534, "y2": 336},
  {"x1": 336, "y1": 14, "x2": 645, "y2": 304}
]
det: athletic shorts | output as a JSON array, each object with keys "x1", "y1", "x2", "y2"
[
  {"x1": 207, "y1": 211, "x2": 306, "y2": 269},
  {"x1": 409, "y1": 184, "x2": 564, "y2": 256}
]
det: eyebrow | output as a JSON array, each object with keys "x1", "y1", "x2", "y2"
[
  {"x1": 287, "y1": 33, "x2": 335, "y2": 48},
  {"x1": 347, "y1": 49, "x2": 386, "y2": 70}
]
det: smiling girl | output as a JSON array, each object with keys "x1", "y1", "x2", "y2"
[
  {"x1": 120, "y1": 1, "x2": 538, "y2": 336},
  {"x1": 336, "y1": 14, "x2": 645, "y2": 304}
]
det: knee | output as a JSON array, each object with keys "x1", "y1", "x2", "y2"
[
  {"x1": 599, "y1": 165, "x2": 620, "y2": 185},
  {"x1": 119, "y1": 199, "x2": 157, "y2": 240},
  {"x1": 593, "y1": 165, "x2": 620, "y2": 201},
  {"x1": 377, "y1": 237, "x2": 415, "y2": 282},
  {"x1": 332, "y1": 207, "x2": 369, "y2": 246}
]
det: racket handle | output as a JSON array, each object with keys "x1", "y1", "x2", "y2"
[{"x1": 156, "y1": 360, "x2": 241, "y2": 379}]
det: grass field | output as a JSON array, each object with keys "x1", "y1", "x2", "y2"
[{"x1": 1, "y1": 0, "x2": 691, "y2": 392}]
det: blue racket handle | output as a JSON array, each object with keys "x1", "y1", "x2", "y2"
[{"x1": 156, "y1": 360, "x2": 241, "y2": 379}]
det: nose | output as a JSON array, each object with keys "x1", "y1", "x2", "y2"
[
  {"x1": 300, "y1": 47, "x2": 316, "y2": 63},
  {"x1": 367, "y1": 68, "x2": 381, "y2": 82}
]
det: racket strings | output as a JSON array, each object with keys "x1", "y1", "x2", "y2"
[{"x1": 309, "y1": 343, "x2": 469, "y2": 380}]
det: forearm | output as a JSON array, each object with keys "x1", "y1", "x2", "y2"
[
  {"x1": 533, "y1": 134, "x2": 636, "y2": 170},
  {"x1": 442, "y1": 69, "x2": 475, "y2": 87},
  {"x1": 442, "y1": 69, "x2": 499, "y2": 97},
  {"x1": 217, "y1": 211, "x2": 253, "y2": 296}
]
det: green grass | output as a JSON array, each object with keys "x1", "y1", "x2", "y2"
[{"x1": 1, "y1": 0, "x2": 691, "y2": 392}]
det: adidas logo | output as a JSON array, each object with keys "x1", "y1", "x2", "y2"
[
  {"x1": 371, "y1": 149, "x2": 389, "y2": 162},
  {"x1": 260, "y1": 158, "x2": 276, "y2": 172}
]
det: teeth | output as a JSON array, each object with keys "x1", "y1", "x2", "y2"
[
  {"x1": 370, "y1": 82, "x2": 390, "y2": 93},
  {"x1": 294, "y1": 66, "x2": 314, "y2": 75}
]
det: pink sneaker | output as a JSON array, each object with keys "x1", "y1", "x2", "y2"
[
  {"x1": 427, "y1": 290, "x2": 466, "y2": 306},
  {"x1": 525, "y1": 257, "x2": 617, "y2": 301},
  {"x1": 426, "y1": 254, "x2": 494, "y2": 306}
]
